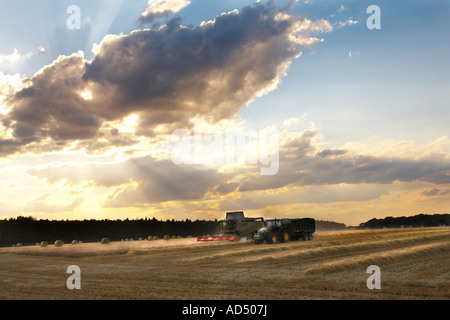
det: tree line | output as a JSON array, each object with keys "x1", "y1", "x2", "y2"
[
  {"x1": 359, "y1": 213, "x2": 450, "y2": 229},
  {"x1": 0, "y1": 216, "x2": 220, "y2": 247}
]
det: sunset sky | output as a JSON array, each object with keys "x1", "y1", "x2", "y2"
[{"x1": 0, "y1": 0, "x2": 449, "y2": 226}]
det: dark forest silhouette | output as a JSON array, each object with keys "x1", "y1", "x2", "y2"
[
  {"x1": 359, "y1": 213, "x2": 450, "y2": 229},
  {"x1": 0, "y1": 216, "x2": 220, "y2": 247}
]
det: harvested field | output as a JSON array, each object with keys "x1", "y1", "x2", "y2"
[{"x1": 0, "y1": 227, "x2": 449, "y2": 300}]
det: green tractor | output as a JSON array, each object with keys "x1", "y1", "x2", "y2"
[{"x1": 253, "y1": 218, "x2": 315, "y2": 244}]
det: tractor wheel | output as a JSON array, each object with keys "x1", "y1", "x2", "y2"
[
  {"x1": 281, "y1": 231, "x2": 290, "y2": 243},
  {"x1": 308, "y1": 233, "x2": 314, "y2": 241},
  {"x1": 254, "y1": 239, "x2": 262, "y2": 245},
  {"x1": 267, "y1": 233, "x2": 279, "y2": 244},
  {"x1": 302, "y1": 233, "x2": 308, "y2": 241}
]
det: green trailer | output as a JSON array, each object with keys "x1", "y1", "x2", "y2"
[{"x1": 253, "y1": 218, "x2": 315, "y2": 244}]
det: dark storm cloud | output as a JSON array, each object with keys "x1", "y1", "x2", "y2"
[
  {"x1": 422, "y1": 187, "x2": 440, "y2": 197},
  {"x1": 4, "y1": 53, "x2": 101, "y2": 141},
  {"x1": 215, "y1": 182, "x2": 240, "y2": 195},
  {"x1": 316, "y1": 149, "x2": 347, "y2": 157},
  {"x1": 2, "y1": 3, "x2": 327, "y2": 155},
  {"x1": 421, "y1": 187, "x2": 449, "y2": 197},
  {"x1": 82, "y1": 4, "x2": 309, "y2": 134},
  {"x1": 102, "y1": 161, "x2": 228, "y2": 207},
  {"x1": 0, "y1": 137, "x2": 39, "y2": 156}
]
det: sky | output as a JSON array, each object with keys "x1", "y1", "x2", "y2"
[{"x1": 0, "y1": 0, "x2": 449, "y2": 226}]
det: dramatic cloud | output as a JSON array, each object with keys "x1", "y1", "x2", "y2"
[
  {"x1": 1, "y1": 3, "x2": 332, "y2": 156},
  {"x1": 139, "y1": 0, "x2": 191, "y2": 24},
  {"x1": 28, "y1": 155, "x2": 230, "y2": 207},
  {"x1": 237, "y1": 130, "x2": 450, "y2": 192},
  {"x1": 26, "y1": 127, "x2": 450, "y2": 208},
  {"x1": 5, "y1": 52, "x2": 99, "y2": 142}
]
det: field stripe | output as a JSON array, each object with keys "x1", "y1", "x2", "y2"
[
  {"x1": 304, "y1": 241, "x2": 450, "y2": 274},
  {"x1": 232, "y1": 232, "x2": 450, "y2": 264}
]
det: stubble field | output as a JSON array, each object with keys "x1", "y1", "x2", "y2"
[{"x1": 0, "y1": 227, "x2": 449, "y2": 300}]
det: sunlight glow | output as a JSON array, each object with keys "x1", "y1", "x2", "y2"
[
  {"x1": 80, "y1": 90, "x2": 93, "y2": 101},
  {"x1": 118, "y1": 114, "x2": 140, "y2": 133}
]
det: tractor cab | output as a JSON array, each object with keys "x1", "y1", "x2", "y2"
[{"x1": 266, "y1": 219, "x2": 282, "y2": 228}]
